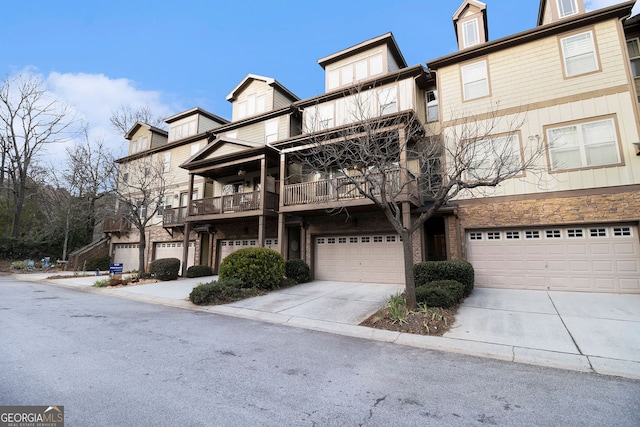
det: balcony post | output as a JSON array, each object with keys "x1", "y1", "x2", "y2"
[
  {"x1": 258, "y1": 157, "x2": 267, "y2": 247},
  {"x1": 181, "y1": 222, "x2": 191, "y2": 277},
  {"x1": 187, "y1": 173, "x2": 195, "y2": 215}
]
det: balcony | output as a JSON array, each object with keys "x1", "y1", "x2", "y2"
[
  {"x1": 188, "y1": 191, "x2": 279, "y2": 217},
  {"x1": 102, "y1": 216, "x2": 131, "y2": 233},
  {"x1": 163, "y1": 207, "x2": 188, "y2": 227},
  {"x1": 283, "y1": 169, "x2": 419, "y2": 206}
]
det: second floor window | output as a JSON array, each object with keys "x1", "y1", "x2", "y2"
[
  {"x1": 461, "y1": 60, "x2": 489, "y2": 101},
  {"x1": 627, "y1": 38, "x2": 640, "y2": 78},
  {"x1": 426, "y1": 90, "x2": 439, "y2": 122},
  {"x1": 467, "y1": 134, "x2": 522, "y2": 180},
  {"x1": 561, "y1": 31, "x2": 598, "y2": 77},
  {"x1": 265, "y1": 119, "x2": 278, "y2": 143},
  {"x1": 547, "y1": 117, "x2": 620, "y2": 171}
]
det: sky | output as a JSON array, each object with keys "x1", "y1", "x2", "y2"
[{"x1": 2, "y1": 0, "x2": 638, "y2": 162}]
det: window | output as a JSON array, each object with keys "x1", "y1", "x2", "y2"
[
  {"x1": 557, "y1": 0, "x2": 578, "y2": 18},
  {"x1": 462, "y1": 19, "x2": 480, "y2": 48},
  {"x1": 561, "y1": 31, "x2": 598, "y2": 77},
  {"x1": 426, "y1": 90, "x2": 438, "y2": 122},
  {"x1": 377, "y1": 86, "x2": 397, "y2": 115},
  {"x1": 350, "y1": 237, "x2": 358, "y2": 243},
  {"x1": 373, "y1": 236, "x2": 383, "y2": 243},
  {"x1": 386, "y1": 236, "x2": 396, "y2": 243},
  {"x1": 468, "y1": 134, "x2": 522, "y2": 180},
  {"x1": 265, "y1": 119, "x2": 278, "y2": 143},
  {"x1": 590, "y1": 228, "x2": 606, "y2": 237},
  {"x1": 525, "y1": 230, "x2": 541, "y2": 239},
  {"x1": 162, "y1": 152, "x2": 171, "y2": 173},
  {"x1": 236, "y1": 93, "x2": 265, "y2": 119},
  {"x1": 613, "y1": 227, "x2": 632, "y2": 237},
  {"x1": 506, "y1": 231, "x2": 520, "y2": 239},
  {"x1": 306, "y1": 103, "x2": 335, "y2": 131},
  {"x1": 627, "y1": 38, "x2": 640, "y2": 78},
  {"x1": 169, "y1": 120, "x2": 197, "y2": 142},
  {"x1": 461, "y1": 60, "x2": 489, "y2": 100},
  {"x1": 338, "y1": 237, "x2": 347, "y2": 244},
  {"x1": 547, "y1": 118, "x2": 620, "y2": 170},
  {"x1": 546, "y1": 230, "x2": 562, "y2": 239},
  {"x1": 131, "y1": 136, "x2": 148, "y2": 154},
  {"x1": 487, "y1": 232, "x2": 501, "y2": 240},
  {"x1": 361, "y1": 236, "x2": 370, "y2": 243},
  {"x1": 469, "y1": 232, "x2": 483, "y2": 240},
  {"x1": 567, "y1": 229, "x2": 583, "y2": 238},
  {"x1": 327, "y1": 237, "x2": 336, "y2": 244},
  {"x1": 327, "y1": 54, "x2": 384, "y2": 90}
]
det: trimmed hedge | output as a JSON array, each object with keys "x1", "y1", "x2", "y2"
[
  {"x1": 150, "y1": 258, "x2": 180, "y2": 281},
  {"x1": 189, "y1": 278, "x2": 246, "y2": 305},
  {"x1": 414, "y1": 260, "x2": 475, "y2": 297},
  {"x1": 285, "y1": 259, "x2": 310, "y2": 284},
  {"x1": 416, "y1": 286, "x2": 456, "y2": 309},
  {"x1": 219, "y1": 248, "x2": 285, "y2": 290},
  {"x1": 425, "y1": 280, "x2": 465, "y2": 303},
  {"x1": 186, "y1": 265, "x2": 213, "y2": 278}
]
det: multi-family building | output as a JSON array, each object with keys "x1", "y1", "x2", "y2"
[{"x1": 104, "y1": 0, "x2": 640, "y2": 294}]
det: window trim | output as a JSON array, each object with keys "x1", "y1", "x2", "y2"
[
  {"x1": 460, "y1": 58, "x2": 490, "y2": 101},
  {"x1": 557, "y1": 0, "x2": 579, "y2": 18},
  {"x1": 544, "y1": 114, "x2": 624, "y2": 173},
  {"x1": 558, "y1": 29, "x2": 600, "y2": 79},
  {"x1": 626, "y1": 37, "x2": 640, "y2": 78},
  {"x1": 465, "y1": 131, "x2": 525, "y2": 181},
  {"x1": 462, "y1": 18, "x2": 480, "y2": 48}
]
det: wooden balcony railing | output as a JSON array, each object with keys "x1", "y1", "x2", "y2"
[
  {"x1": 283, "y1": 169, "x2": 417, "y2": 206},
  {"x1": 188, "y1": 191, "x2": 279, "y2": 217},
  {"x1": 163, "y1": 207, "x2": 188, "y2": 227},
  {"x1": 102, "y1": 216, "x2": 131, "y2": 233}
]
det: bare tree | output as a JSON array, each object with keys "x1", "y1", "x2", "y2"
[
  {"x1": 294, "y1": 88, "x2": 545, "y2": 308},
  {"x1": 112, "y1": 155, "x2": 168, "y2": 272},
  {"x1": 110, "y1": 104, "x2": 166, "y2": 136},
  {"x1": 0, "y1": 74, "x2": 75, "y2": 238}
]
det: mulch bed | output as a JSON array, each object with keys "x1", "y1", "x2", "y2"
[{"x1": 360, "y1": 305, "x2": 458, "y2": 336}]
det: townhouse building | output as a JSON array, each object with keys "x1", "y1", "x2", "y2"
[{"x1": 105, "y1": 0, "x2": 640, "y2": 293}]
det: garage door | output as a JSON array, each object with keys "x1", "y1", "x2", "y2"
[
  {"x1": 467, "y1": 225, "x2": 640, "y2": 293},
  {"x1": 315, "y1": 235, "x2": 404, "y2": 284},
  {"x1": 154, "y1": 241, "x2": 195, "y2": 272},
  {"x1": 218, "y1": 238, "x2": 278, "y2": 265},
  {"x1": 113, "y1": 243, "x2": 139, "y2": 273}
]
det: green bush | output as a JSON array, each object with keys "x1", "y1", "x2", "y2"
[
  {"x1": 85, "y1": 255, "x2": 111, "y2": 272},
  {"x1": 186, "y1": 265, "x2": 213, "y2": 278},
  {"x1": 219, "y1": 248, "x2": 285, "y2": 290},
  {"x1": 189, "y1": 278, "x2": 248, "y2": 305},
  {"x1": 414, "y1": 260, "x2": 475, "y2": 297},
  {"x1": 425, "y1": 280, "x2": 465, "y2": 303},
  {"x1": 150, "y1": 258, "x2": 181, "y2": 281},
  {"x1": 285, "y1": 259, "x2": 310, "y2": 284},
  {"x1": 11, "y1": 260, "x2": 29, "y2": 270},
  {"x1": 416, "y1": 285, "x2": 455, "y2": 309}
]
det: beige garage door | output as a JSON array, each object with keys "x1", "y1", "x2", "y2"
[
  {"x1": 154, "y1": 241, "x2": 196, "y2": 272},
  {"x1": 113, "y1": 243, "x2": 139, "y2": 273},
  {"x1": 315, "y1": 235, "x2": 404, "y2": 284},
  {"x1": 467, "y1": 225, "x2": 640, "y2": 293},
  {"x1": 217, "y1": 239, "x2": 278, "y2": 265}
]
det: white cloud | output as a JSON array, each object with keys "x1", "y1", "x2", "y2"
[{"x1": 586, "y1": 0, "x2": 640, "y2": 15}]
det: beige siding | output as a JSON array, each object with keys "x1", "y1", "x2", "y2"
[
  {"x1": 198, "y1": 115, "x2": 223, "y2": 133},
  {"x1": 235, "y1": 121, "x2": 265, "y2": 144},
  {"x1": 150, "y1": 132, "x2": 167, "y2": 149},
  {"x1": 273, "y1": 89, "x2": 293, "y2": 110},
  {"x1": 231, "y1": 79, "x2": 274, "y2": 121}
]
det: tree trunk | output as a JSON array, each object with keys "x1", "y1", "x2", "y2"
[
  {"x1": 401, "y1": 232, "x2": 417, "y2": 310},
  {"x1": 138, "y1": 229, "x2": 146, "y2": 273},
  {"x1": 11, "y1": 190, "x2": 24, "y2": 239}
]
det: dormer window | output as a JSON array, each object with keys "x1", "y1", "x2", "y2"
[
  {"x1": 327, "y1": 53, "x2": 384, "y2": 90},
  {"x1": 169, "y1": 120, "x2": 196, "y2": 142},
  {"x1": 557, "y1": 0, "x2": 578, "y2": 18},
  {"x1": 131, "y1": 135, "x2": 148, "y2": 154},
  {"x1": 236, "y1": 93, "x2": 266, "y2": 119},
  {"x1": 462, "y1": 18, "x2": 480, "y2": 48}
]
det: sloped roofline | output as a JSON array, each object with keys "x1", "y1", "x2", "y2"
[
  {"x1": 453, "y1": 0, "x2": 487, "y2": 19},
  {"x1": 317, "y1": 32, "x2": 408, "y2": 70},
  {"x1": 428, "y1": 0, "x2": 635, "y2": 69},
  {"x1": 124, "y1": 121, "x2": 168, "y2": 140},
  {"x1": 452, "y1": 0, "x2": 489, "y2": 47},
  {"x1": 164, "y1": 106, "x2": 229, "y2": 125},
  {"x1": 225, "y1": 74, "x2": 300, "y2": 102}
]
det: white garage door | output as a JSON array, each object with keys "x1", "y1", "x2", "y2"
[
  {"x1": 315, "y1": 235, "x2": 404, "y2": 284},
  {"x1": 467, "y1": 225, "x2": 640, "y2": 293},
  {"x1": 218, "y1": 238, "x2": 278, "y2": 264},
  {"x1": 154, "y1": 241, "x2": 196, "y2": 272},
  {"x1": 113, "y1": 243, "x2": 139, "y2": 273}
]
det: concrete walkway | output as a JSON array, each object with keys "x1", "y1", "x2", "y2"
[{"x1": 12, "y1": 272, "x2": 640, "y2": 380}]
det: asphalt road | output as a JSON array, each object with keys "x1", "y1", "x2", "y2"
[{"x1": 1, "y1": 276, "x2": 639, "y2": 426}]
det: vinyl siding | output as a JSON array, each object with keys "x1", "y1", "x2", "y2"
[
  {"x1": 273, "y1": 89, "x2": 294, "y2": 110},
  {"x1": 198, "y1": 115, "x2": 223, "y2": 133},
  {"x1": 231, "y1": 80, "x2": 274, "y2": 121}
]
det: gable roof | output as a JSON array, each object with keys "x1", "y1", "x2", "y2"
[
  {"x1": 164, "y1": 106, "x2": 229, "y2": 125},
  {"x1": 225, "y1": 74, "x2": 300, "y2": 102},
  {"x1": 124, "y1": 121, "x2": 167, "y2": 140},
  {"x1": 181, "y1": 135, "x2": 264, "y2": 168},
  {"x1": 317, "y1": 32, "x2": 408, "y2": 70},
  {"x1": 452, "y1": 0, "x2": 489, "y2": 47}
]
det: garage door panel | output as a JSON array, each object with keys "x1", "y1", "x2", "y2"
[
  {"x1": 315, "y1": 234, "x2": 403, "y2": 284},
  {"x1": 467, "y1": 225, "x2": 640, "y2": 293}
]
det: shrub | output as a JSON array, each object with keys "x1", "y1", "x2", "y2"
[
  {"x1": 150, "y1": 258, "x2": 181, "y2": 281},
  {"x1": 425, "y1": 280, "x2": 465, "y2": 303},
  {"x1": 415, "y1": 285, "x2": 455, "y2": 309},
  {"x1": 11, "y1": 260, "x2": 29, "y2": 270},
  {"x1": 93, "y1": 278, "x2": 110, "y2": 287},
  {"x1": 139, "y1": 272, "x2": 153, "y2": 279},
  {"x1": 189, "y1": 278, "x2": 247, "y2": 305},
  {"x1": 279, "y1": 277, "x2": 298, "y2": 288},
  {"x1": 285, "y1": 259, "x2": 310, "y2": 284},
  {"x1": 85, "y1": 255, "x2": 111, "y2": 272},
  {"x1": 219, "y1": 248, "x2": 285, "y2": 290},
  {"x1": 186, "y1": 265, "x2": 213, "y2": 278},
  {"x1": 414, "y1": 260, "x2": 475, "y2": 297}
]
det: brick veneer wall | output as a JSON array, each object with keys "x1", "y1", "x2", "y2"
[{"x1": 448, "y1": 187, "x2": 640, "y2": 260}]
